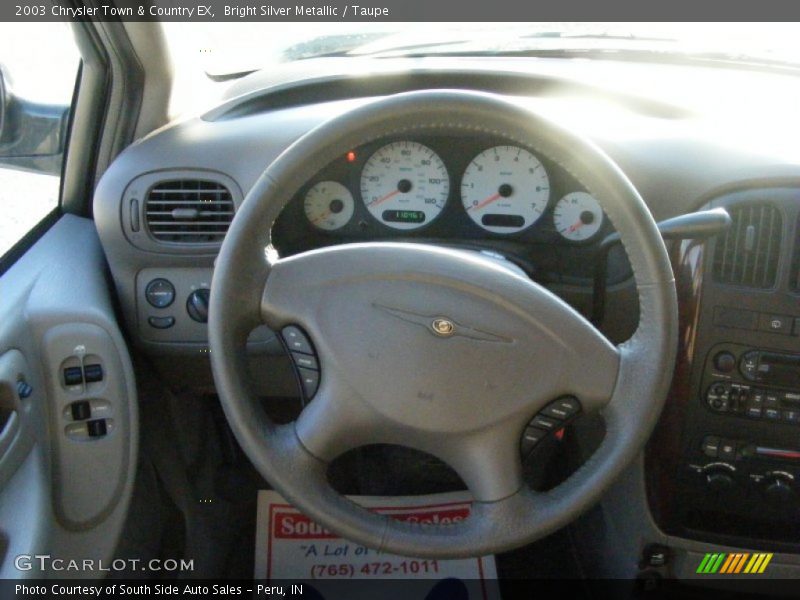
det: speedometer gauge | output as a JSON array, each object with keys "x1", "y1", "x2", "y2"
[
  {"x1": 553, "y1": 192, "x2": 604, "y2": 242},
  {"x1": 360, "y1": 141, "x2": 449, "y2": 230},
  {"x1": 461, "y1": 146, "x2": 550, "y2": 234},
  {"x1": 304, "y1": 181, "x2": 355, "y2": 231}
]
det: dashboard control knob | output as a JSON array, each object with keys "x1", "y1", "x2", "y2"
[
  {"x1": 186, "y1": 288, "x2": 211, "y2": 323},
  {"x1": 704, "y1": 465, "x2": 735, "y2": 493},
  {"x1": 145, "y1": 278, "x2": 175, "y2": 308},
  {"x1": 764, "y1": 473, "x2": 795, "y2": 503},
  {"x1": 713, "y1": 351, "x2": 736, "y2": 373}
]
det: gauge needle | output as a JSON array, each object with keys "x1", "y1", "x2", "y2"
[
  {"x1": 369, "y1": 189, "x2": 401, "y2": 207},
  {"x1": 567, "y1": 220, "x2": 584, "y2": 233},
  {"x1": 468, "y1": 192, "x2": 501, "y2": 212},
  {"x1": 311, "y1": 211, "x2": 330, "y2": 225}
]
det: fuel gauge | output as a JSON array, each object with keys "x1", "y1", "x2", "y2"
[
  {"x1": 304, "y1": 181, "x2": 355, "y2": 231},
  {"x1": 553, "y1": 192, "x2": 604, "y2": 242}
]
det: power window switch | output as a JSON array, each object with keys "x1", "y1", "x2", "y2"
[
  {"x1": 83, "y1": 364, "x2": 103, "y2": 383},
  {"x1": 70, "y1": 401, "x2": 91, "y2": 421},
  {"x1": 87, "y1": 419, "x2": 107, "y2": 437},
  {"x1": 63, "y1": 366, "x2": 83, "y2": 386}
]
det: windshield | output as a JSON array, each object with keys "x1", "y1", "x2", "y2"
[
  {"x1": 166, "y1": 22, "x2": 800, "y2": 73},
  {"x1": 164, "y1": 22, "x2": 800, "y2": 113}
]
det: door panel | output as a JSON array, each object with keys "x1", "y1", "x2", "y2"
[
  {"x1": 0, "y1": 350, "x2": 35, "y2": 486},
  {"x1": 0, "y1": 214, "x2": 137, "y2": 578}
]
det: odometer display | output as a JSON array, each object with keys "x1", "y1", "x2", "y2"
[
  {"x1": 360, "y1": 141, "x2": 449, "y2": 230},
  {"x1": 383, "y1": 210, "x2": 426, "y2": 224}
]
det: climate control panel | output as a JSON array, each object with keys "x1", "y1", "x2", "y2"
[{"x1": 672, "y1": 342, "x2": 800, "y2": 539}]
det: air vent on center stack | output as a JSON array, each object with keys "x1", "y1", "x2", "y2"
[
  {"x1": 145, "y1": 179, "x2": 234, "y2": 244},
  {"x1": 712, "y1": 203, "x2": 782, "y2": 289}
]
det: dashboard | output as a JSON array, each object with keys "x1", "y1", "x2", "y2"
[
  {"x1": 273, "y1": 134, "x2": 612, "y2": 282},
  {"x1": 91, "y1": 54, "x2": 800, "y2": 577}
]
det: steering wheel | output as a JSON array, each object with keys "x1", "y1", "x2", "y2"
[{"x1": 209, "y1": 90, "x2": 677, "y2": 558}]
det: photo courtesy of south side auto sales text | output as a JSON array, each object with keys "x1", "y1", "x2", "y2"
[
  {"x1": 15, "y1": 584, "x2": 300, "y2": 597},
  {"x1": 46, "y1": 4, "x2": 390, "y2": 18}
]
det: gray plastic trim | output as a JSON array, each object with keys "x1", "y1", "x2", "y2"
[{"x1": 0, "y1": 215, "x2": 137, "y2": 576}]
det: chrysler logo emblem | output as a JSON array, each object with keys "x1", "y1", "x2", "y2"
[
  {"x1": 431, "y1": 318, "x2": 455, "y2": 337},
  {"x1": 372, "y1": 303, "x2": 512, "y2": 344}
]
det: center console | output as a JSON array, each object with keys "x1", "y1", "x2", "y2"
[{"x1": 648, "y1": 186, "x2": 800, "y2": 550}]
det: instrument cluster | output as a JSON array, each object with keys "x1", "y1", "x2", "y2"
[{"x1": 273, "y1": 135, "x2": 613, "y2": 260}]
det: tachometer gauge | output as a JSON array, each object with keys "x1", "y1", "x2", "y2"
[
  {"x1": 553, "y1": 192, "x2": 604, "y2": 242},
  {"x1": 461, "y1": 146, "x2": 550, "y2": 234},
  {"x1": 304, "y1": 181, "x2": 355, "y2": 231},
  {"x1": 360, "y1": 141, "x2": 449, "y2": 230}
]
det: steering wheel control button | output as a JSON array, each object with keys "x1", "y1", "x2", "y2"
[
  {"x1": 297, "y1": 368, "x2": 320, "y2": 398},
  {"x1": 87, "y1": 419, "x2": 108, "y2": 438},
  {"x1": 145, "y1": 278, "x2": 176, "y2": 308},
  {"x1": 63, "y1": 366, "x2": 83, "y2": 386},
  {"x1": 530, "y1": 415, "x2": 559, "y2": 431},
  {"x1": 520, "y1": 397, "x2": 584, "y2": 459},
  {"x1": 186, "y1": 288, "x2": 211, "y2": 323},
  {"x1": 292, "y1": 352, "x2": 318, "y2": 371},
  {"x1": 148, "y1": 315, "x2": 175, "y2": 329},
  {"x1": 281, "y1": 326, "x2": 321, "y2": 399},
  {"x1": 70, "y1": 400, "x2": 91, "y2": 421},
  {"x1": 520, "y1": 426, "x2": 548, "y2": 458},
  {"x1": 541, "y1": 396, "x2": 581, "y2": 420},
  {"x1": 282, "y1": 326, "x2": 314, "y2": 354}
]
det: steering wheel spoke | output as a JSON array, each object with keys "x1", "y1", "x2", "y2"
[
  {"x1": 437, "y1": 422, "x2": 527, "y2": 503},
  {"x1": 294, "y1": 373, "x2": 379, "y2": 462}
]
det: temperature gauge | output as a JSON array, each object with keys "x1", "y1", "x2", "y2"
[
  {"x1": 553, "y1": 192, "x2": 604, "y2": 242},
  {"x1": 304, "y1": 181, "x2": 355, "y2": 231}
]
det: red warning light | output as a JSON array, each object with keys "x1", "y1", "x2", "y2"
[{"x1": 346, "y1": 151, "x2": 356, "y2": 163}]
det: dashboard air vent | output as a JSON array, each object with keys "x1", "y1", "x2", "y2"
[
  {"x1": 145, "y1": 179, "x2": 234, "y2": 243},
  {"x1": 712, "y1": 204, "x2": 781, "y2": 289}
]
